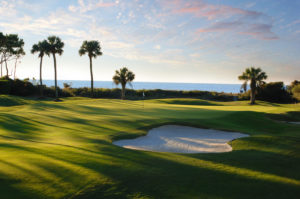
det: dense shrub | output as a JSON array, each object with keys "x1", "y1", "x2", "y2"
[
  {"x1": 68, "y1": 88, "x2": 236, "y2": 101},
  {"x1": 292, "y1": 84, "x2": 300, "y2": 100},
  {"x1": 43, "y1": 86, "x2": 74, "y2": 97},
  {"x1": 0, "y1": 80, "x2": 11, "y2": 94},
  {"x1": 10, "y1": 78, "x2": 36, "y2": 96},
  {"x1": 292, "y1": 84, "x2": 300, "y2": 93},
  {"x1": 238, "y1": 82, "x2": 296, "y2": 103},
  {"x1": 256, "y1": 82, "x2": 295, "y2": 103},
  {"x1": 238, "y1": 90, "x2": 250, "y2": 100}
]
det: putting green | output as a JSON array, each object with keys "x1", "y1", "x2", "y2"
[{"x1": 0, "y1": 95, "x2": 300, "y2": 199}]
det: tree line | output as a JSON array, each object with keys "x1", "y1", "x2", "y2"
[
  {"x1": 0, "y1": 33, "x2": 135, "y2": 100},
  {"x1": 1, "y1": 32, "x2": 299, "y2": 103}
]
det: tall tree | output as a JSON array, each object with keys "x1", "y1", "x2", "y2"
[
  {"x1": 0, "y1": 33, "x2": 25, "y2": 77},
  {"x1": 13, "y1": 49, "x2": 25, "y2": 79},
  {"x1": 0, "y1": 32, "x2": 4, "y2": 77},
  {"x1": 31, "y1": 40, "x2": 50, "y2": 96},
  {"x1": 239, "y1": 67, "x2": 267, "y2": 104},
  {"x1": 47, "y1": 36, "x2": 64, "y2": 99},
  {"x1": 79, "y1": 40, "x2": 102, "y2": 97},
  {"x1": 113, "y1": 67, "x2": 135, "y2": 100}
]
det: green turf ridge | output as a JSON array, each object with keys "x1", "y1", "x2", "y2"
[{"x1": 0, "y1": 95, "x2": 299, "y2": 198}]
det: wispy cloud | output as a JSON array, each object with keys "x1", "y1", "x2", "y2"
[
  {"x1": 198, "y1": 21, "x2": 278, "y2": 40},
  {"x1": 240, "y1": 24, "x2": 279, "y2": 40},
  {"x1": 68, "y1": 0, "x2": 117, "y2": 13},
  {"x1": 161, "y1": 0, "x2": 262, "y2": 20},
  {"x1": 0, "y1": 0, "x2": 298, "y2": 83}
]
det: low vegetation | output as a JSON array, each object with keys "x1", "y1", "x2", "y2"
[
  {"x1": 0, "y1": 77, "x2": 237, "y2": 101},
  {"x1": 0, "y1": 95, "x2": 299, "y2": 198},
  {"x1": 239, "y1": 81, "x2": 296, "y2": 103}
]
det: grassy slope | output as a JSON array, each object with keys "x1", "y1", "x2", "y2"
[{"x1": 0, "y1": 95, "x2": 299, "y2": 199}]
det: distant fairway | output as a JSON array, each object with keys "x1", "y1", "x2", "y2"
[{"x1": 0, "y1": 95, "x2": 300, "y2": 199}]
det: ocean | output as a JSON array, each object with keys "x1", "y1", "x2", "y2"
[{"x1": 40, "y1": 80, "x2": 242, "y2": 93}]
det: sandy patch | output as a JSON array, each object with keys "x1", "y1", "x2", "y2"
[{"x1": 113, "y1": 125, "x2": 249, "y2": 153}]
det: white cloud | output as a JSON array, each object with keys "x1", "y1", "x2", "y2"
[
  {"x1": 68, "y1": 0, "x2": 116, "y2": 13},
  {"x1": 0, "y1": 0, "x2": 17, "y2": 18},
  {"x1": 154, "y1": 45, "x2": 161, "y2": 50}
]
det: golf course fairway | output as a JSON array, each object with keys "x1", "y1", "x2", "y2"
[{"x1": 0, "y1": 95, "x2": 300, "y2": 199}]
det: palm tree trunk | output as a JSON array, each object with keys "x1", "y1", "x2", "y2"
[
  {"x1": 53, "y1": 53, "x2": 58, "y2": 99},
  {"x1": 39, "y1": 56, "x2": 43, "y2": 97},
  {"x1": 250, "y1": 89, "x2": 256, "y2": 104},
  {"x1": 250, "y1": 80, "x2": 256, "y2": 105},
  {"x1": 89, "y1": 56, "x2": 94, "y2": 97},
  {"x1": 121, "y1": 83, "x2": 125, "y2": 100}
]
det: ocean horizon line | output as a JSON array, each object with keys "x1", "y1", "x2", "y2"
[
  {"x1": 36, "y1": 80, "x2": 243, "y2": 93},
  {"x1": 39, "y1": 79, "x2": 242, "y2": 85}
]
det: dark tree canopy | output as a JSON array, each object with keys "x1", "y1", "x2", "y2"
[
  {"x1": 79, "y1": 40, "x2": 102, "y2": 58},
  {"x1": 47, "y1": 36, "x2": 64, "y2": 55},
  {"x1": 31, "y1": 40, "x2": 50, "y2": 58}
]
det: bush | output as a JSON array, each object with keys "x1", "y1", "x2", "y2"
[
  {"x1": 43, "y1": 86, "x2": 74, "y2": 98},
  {"x1": 292, "y1": 84, "x2": 300, "y2": 100},
  {"x1": 256, "y1": 82, "x2": 295, "y2": 103},
  {"x1": 238, "y1": 90, "x2": 250, "y2": 100},
  {"x1": 0, "y1": 80, "x2": 11, "y2": 94},
  {"x1": 292, "y1": 84, "x2": 300, "y2": 93},
  {"x1": 10, "y1": 79, "x2": 36, "y2": 96}
]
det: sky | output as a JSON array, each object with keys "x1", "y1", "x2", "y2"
[{"x1": 1, "y1": 0, "x2": 300, "y2": 84}]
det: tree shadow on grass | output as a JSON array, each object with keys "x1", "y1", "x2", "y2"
[
  {"x1": 0, "y1": 113, "x2": 40, "y2": 140},
  {"x1": 70, "y1": 145, "x2": 300, "y2": 199},
  {"x1": 1, "y1": 129, "x2": 300, "y2": 199},
  {"x1": 0, "y1": 172, "x2": 33, "y2": 199},
  {"x1": 1, "y1": 103, "x2": 300, "y2": 198},
  {"x1": 4, "y1": 138, "x2": 298, "y2": 199},
  {"x1": 154, "y1": 99, "x2": 224, "y2": 106},
  {"x1": 267, "y1": 111, "x2": 300, "y2": 122}
]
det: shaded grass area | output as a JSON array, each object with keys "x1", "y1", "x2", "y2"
[
  {"x1": 0, "y1": 96, "x2": 299, "y2": 198},
  {"x1": 149, "y1": 98, "x2": 223, "y2": 106},
  {"x1": 267, "y1": 111, "x2": 300, "y2": 122},
  {"x1": 0, "y1": 95, "x2": 33, "y2": 106}
]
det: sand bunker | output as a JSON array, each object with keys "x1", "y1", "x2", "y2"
[{"x1": 113, "y1": 125, "x2": 248, "y2": 153}]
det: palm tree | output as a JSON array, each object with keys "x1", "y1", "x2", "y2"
[
  {"x1": 47, "y1": 36, "x2": 64, "y2": 99},
  {"x1": 239, "y1": 67, "x2": 267, "y2": 104},
  {"x1": 113, "y1": 67, "x2": 135, "y2": 100},
  {"x1": 31, "y1": 40, "x2": 49, "y2": 96},
  {"x1": 79, "y1": 40, "x2": 102, "y2": 97}
]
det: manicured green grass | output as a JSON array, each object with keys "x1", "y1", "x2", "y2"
[{"x1": 0, "y1": 95, "x2": 299, "y2": 199}]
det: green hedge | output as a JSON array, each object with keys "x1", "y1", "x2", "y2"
[
  {"x1": 69, "y1": 87, "x2": 236, "y2": 101},
  {"x1": 0, "y1": 80, "x2": 11, "y2": 94}
]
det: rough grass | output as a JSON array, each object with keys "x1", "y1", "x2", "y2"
[{"x1": 0, "y1": 96, "x2": 299, "y2": 199}]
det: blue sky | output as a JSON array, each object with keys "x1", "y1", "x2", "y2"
[{"x1": 1, "y1": 0, "x2": 300, "y2": 84}]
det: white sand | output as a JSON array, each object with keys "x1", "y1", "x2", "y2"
[{"x1": 113, "y1": 125, "x2": 249, "y2": 153}]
